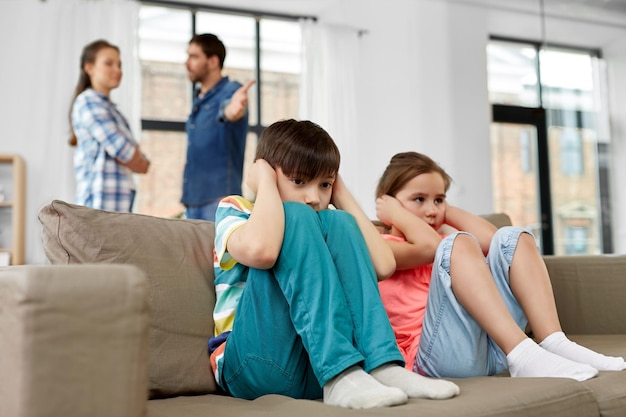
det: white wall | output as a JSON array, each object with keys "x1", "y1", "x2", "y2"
[
  {"x1": 2, "y1": 0, "x2": 626, "y2": 264},
  {"x1": 307, "y1": 0, "x2": 626, "y2": 252},
  {"x1": 1, "y1": 1, "x2": 76, "y2": 265},
  {"x1": 349, "y1": 0, "x2": 493, "y2": 217},
  {"x1": 0, "y1": 0, "x2": 138, "y2": 265}
]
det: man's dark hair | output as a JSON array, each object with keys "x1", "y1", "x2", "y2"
[{"x1": 190, "y1": 33, "x2": 226, "y2": 68}]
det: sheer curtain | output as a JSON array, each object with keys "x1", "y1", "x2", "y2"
[
  {"x1": 0, "y1": 0, "x2": 139, "y2": 263},
  {"x1": 51, "y1": 0, "x2": 141, "y2": 137},
  {"x1": 299, "y1": 19, "x2": 361, "y2": 191}
]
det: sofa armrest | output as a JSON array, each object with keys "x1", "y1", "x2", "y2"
[
  {"x1": 0, "y1": 265, "x2": 149, "y2": 417},
  {"x1": 544, "y1": 255, "x2": 626, "y2": 335}
]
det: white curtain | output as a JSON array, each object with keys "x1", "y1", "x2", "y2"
[
  {"x1": 299, "y1": 19, "x2": 360, "y2": 191},
  {"x1": 0, "y1": 0, "x2": 139, "y2": 264}
]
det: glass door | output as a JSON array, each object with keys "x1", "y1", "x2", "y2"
[
  {"x1": 491, "y1": 106, "x2": 553, "y2": 253},
  {"x1": 545, "y1": 120, "x2": 605, "y2": 255},
  {"x1": 490, "y1": 122, "x2": 543, "y2": 249},
  {"x1": 487, "y1": 38, "x2": 611, "y2": 255}
]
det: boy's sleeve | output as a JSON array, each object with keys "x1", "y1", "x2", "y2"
[{"x1": 214, "y1": 196, "x2": 254, "y2": 270}]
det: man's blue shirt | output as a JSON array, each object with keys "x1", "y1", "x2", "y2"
[{"x1": 182, "y1": 77, "x2": 248, "y2": 206}]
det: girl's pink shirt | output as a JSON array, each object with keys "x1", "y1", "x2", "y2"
[{"x1": 378, "y1": 234, "x2": 434, "y2": 370}]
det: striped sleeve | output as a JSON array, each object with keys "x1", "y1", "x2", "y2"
[
  {"x1": 213, "y1": 195, "x2": 254, "y2": 336},
  {"x1": 214, "y1": 195, "x2": 253, "y2": 270}
]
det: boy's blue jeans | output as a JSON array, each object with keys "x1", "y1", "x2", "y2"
[
  {"x1": 221, "y1": 202, "x2": 403, "y2": 400},
  {"x1": 417, "y1": 226, "x2": 530, "y2": 378}
]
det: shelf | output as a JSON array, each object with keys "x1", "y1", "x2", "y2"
[
  {"x1": 0, "y1": 153, "x2": 25, "y2": 265},
  {"x1": 0, "y1": 249, "x2": 9, "y2": 266}
]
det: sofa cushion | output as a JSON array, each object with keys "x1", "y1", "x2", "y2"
[
  {"x1": 571, "y1": 335, "x2": 626, "y2": 417},
  {"x1": 147, "y1": 377, "x2": 599, "y2": 417},
  {"x1": 479, "y1": 212, "x2": 513, "y2": 228},
  {"x1": 38, "y1": 200, "x2": 217, "y2": 398},
  {"x1": 0, "y1": 265, "x2": 149, "y2": 417},
  {"x1": 544, "y1": 255, "x2": 626, "y2": 335}
]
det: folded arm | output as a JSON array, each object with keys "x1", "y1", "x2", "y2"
[
  {"x1": 376, "y1": 195, "x2": 442, "y2": 271},
  {"x1": 78, "y1": 93, "x2": 148, "y2": 172},
  {"x1": 117, "y1": 147, "x2": 150, "y2": 173},
  {"x1": 443, "y1": 205, "x2": 496, "y2": 255},
  {"x1": 225, "y1": 159, "x2": 285, "y2": 269},
  {"x1": 332, "y1": 175, "x2": 396, "y2": 280}
]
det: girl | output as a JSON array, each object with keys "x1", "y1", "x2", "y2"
[
  {"x1": 210, "y1": 121, "x2": 460, "y2": 409},
  {"x1": 375, "y1": 151, "x2": 625, "y2": 381},
  {"x1": 70, "y1": 39, "x2": 150, "y2": 212}
]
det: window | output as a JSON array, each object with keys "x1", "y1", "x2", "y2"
[
  {"x1": 488, "y1": 38, "x2": 611, "y2": 254},
  {"x1": 559, "y1": 128, "x2": 583, "y2": 176},
  {"x1": 487, "y1": 41, "x2": 539, "y2": 107},
  {"x1": 135, "y1": 3, "x2": 304, "y2": 217},
  {"x1": 519, "y1": 129, "x2": 532, "y2": 174},
  {"x1": 564, "y1": 226, "x2": 588, "y2": 255}
]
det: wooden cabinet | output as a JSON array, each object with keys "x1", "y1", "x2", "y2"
[{"x1": 0, "y1": 154, "x2": 26, "y2": 265}]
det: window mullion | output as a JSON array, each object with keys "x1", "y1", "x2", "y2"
[{"x1": 255, "y1": 17, "x2": 262, "y2": 129}]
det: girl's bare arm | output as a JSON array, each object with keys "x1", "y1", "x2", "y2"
[
  {"x1": 376, "y1": 195, "x2": 441, "y2": 270},
  {"x1": 331, "y1": 175, "x2": 396, "y2": 280},
  {"x1": 444, "y1": 205, "x2": 496, "y2": 255}
]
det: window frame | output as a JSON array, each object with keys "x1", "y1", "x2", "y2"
[
  {"x1": 489, "y1": 35, "x2": 612, "y2": 254},
  {"x1": 139, "y1": 0, "x2": 315, "y2": 137}
]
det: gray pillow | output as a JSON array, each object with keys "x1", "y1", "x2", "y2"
[{"x1": 38, "y1": 200, "x2": 217, "y2": 398}]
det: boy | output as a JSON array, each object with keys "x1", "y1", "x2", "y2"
[{"x1": 209, "y1": 120, "x2": 460, "y2": 409}]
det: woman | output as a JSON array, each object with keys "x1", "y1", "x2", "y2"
[{"x1": 69, "y1": 39, "x2": 149, "y2": 212}]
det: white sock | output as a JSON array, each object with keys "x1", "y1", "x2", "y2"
[
  {"x1": 323, "y1": 366, "x2": 408, "y2": 409},
  {"x1": 369, "y1": 363, "x2": 460, "y2": 399},
  {"x1": 539, "y1": 331, "x2": 626, "y2": 371},
  {"x1": 507, "y1": 338, "x2": 598, "y2": 381}
]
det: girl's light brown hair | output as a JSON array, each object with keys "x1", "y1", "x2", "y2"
[
  {"x1": 376, "y1": 151, "x2": 452, "y2": 198},
  {"x1": 255, "y1": 119, "x2": 340, "y2": 181},
  {"x1": 68, "y1": 39, "x2": 120, "y2": 146}
]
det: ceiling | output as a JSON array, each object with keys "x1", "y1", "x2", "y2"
[
  {"x1": 178, "y1": 0, "x2": 626, "y2": 28},
  {"x1": 544, "y1": 0, "x2": 626, "y2": 17},
  {"x1": 451, "y1": 0, "x2": 626, "y2": 27},
  {"x1": 554, "y1": 0, "x2": 626, "y2": 13},
  {"x1": 454, "y1": 0, "x2": 626, "y2": 13}
]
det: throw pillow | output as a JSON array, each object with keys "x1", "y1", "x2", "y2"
[{"x1": 38, "y1": 200, "x2": 217, "y2": 398}]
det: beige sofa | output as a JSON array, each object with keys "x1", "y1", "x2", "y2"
[{"x1": 1, "y1": 199, "x2": 626, "y2": 417}]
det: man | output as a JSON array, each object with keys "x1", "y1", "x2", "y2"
[{"x1": 183, "y1": 33, "x2": 255, "y2": 221}]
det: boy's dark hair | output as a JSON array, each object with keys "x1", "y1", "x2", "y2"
[
  {"x1": 256, "y1": 119, "x2": 340, "y2": 181},
  {"x1": 376, "y1": 151, "x2": 452, "y2": 198},
  {"x1": 190, "y1": 33, "x2": 226, "y2": 68}
]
